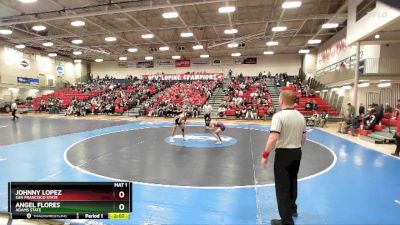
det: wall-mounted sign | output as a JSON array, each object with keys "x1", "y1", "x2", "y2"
[
  {"x1": 56, "y1": 65, "x2": 64, "y2": 75},
  {"x1": 137, "y1": 61, "x2": 154, "y2": 68},
  {"x1": 157, "y1": 59, "x2": 174, "y2": 67},
  {"x1": 19, "y1": 59, "x2": 30, "y2": 69},
  {"x1": 175, "y1": 59, "x2": 191, "y2": 68},
  {"x1": 234, "y1": 57, "x2": 257, "y2": 65},
  {"x1": 17, "y1": 77, "x2": 39, "y2": 85},
  {"x1": 143, "y1": 73, "x2": 224, "y2": 81}
]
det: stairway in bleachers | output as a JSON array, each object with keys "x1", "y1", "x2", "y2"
[
  {"x1": 266, "y1": 78, "x2": 281, "y2": 111},
  {"x1": 209, "y1": 78, "x2": 230, "y2": 118},
  {"x1": 127, "y1": 88, "x2": 167, "y2": 117}
]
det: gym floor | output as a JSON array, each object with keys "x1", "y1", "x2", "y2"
[{"x1": 0, "y1": 115, "x2": 399, "y2": 225}]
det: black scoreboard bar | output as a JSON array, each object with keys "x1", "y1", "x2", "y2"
[{"x1": 8, "y1": 182, "x2": 132, "y2": 220}]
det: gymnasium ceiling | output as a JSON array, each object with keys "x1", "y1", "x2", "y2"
[{"x1": 0, "y1": 0, "x2": 348, "y2": 61}]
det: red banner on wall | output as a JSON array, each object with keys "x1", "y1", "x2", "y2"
[
  {"x1": 175, "y1": 59, "x2": 191, "y2": 68},
  {"x1": 143, "y1": 73, "x2": 224, "y2": 81}
]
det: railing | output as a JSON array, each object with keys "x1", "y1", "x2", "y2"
[
  {"x1": 317, "y1": 54, "x2": 357, "y2": 76},
  {"x1": 317, "y1": 57, "x2": 400, "y2": 76}
]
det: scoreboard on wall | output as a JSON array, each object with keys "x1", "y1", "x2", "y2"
[{"x1": 8, "y1": 182, "x2": 132, "y2": 220}]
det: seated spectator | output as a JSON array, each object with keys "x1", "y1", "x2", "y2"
[
  {"x1": 267, "y1": 106, "x2": 276, "y2": 117},
  {"x1": 305, "y1": 100, "x2": 312, "y2": 111},
  {"x1": 218, "y1": 105, "x2": 226, "y2": 118},
  {"x1": 312, "y1": 100, "x2": 318, "y2": 111},
  {"x1": 235, "y1": 107, "x2": 241, "y2": 119},
  {"x1": 316, "y1": 110, "x2": 329, "y2": 127},
  {"x1": 241, "y1": 105, "x2": 247, "y2": 119},
  {"x1": 307, "y1": 111, "x2": 319, "y2": 126}
]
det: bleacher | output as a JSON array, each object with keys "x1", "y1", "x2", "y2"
[
  {"x1": 358, "y1": 113, "x2": 396, "y2": 144},
  {"x1": 281, "y1": 86, "x2": 340, "y2": 116},
  {"x1": 224, "y1": 79, "x2": 273, "y2": 118},
  {"x1": 33, "y1": 88, "x2": 108, "y2": 111}
]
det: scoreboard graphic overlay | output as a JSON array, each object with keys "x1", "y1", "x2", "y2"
[{"x1": 8, "y1": 182, "x2": 132, "y2": 220}]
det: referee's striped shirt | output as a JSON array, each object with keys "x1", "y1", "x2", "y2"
[{"x1": 270, "y1": 108, "x2": 306, "y2": 149}]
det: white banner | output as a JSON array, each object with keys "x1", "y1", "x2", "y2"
[
  {"x1": 19, "y1": 59, "x2": 30, "y2": 69},
  {"x1": 157, "y1": 59, "x2": 174, "y2": 67},
  {"x1": 192, "y1": 58, "x2": 211, "y2": 66}
]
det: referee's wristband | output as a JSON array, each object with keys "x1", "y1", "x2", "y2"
[{"x1": 262, "y1": 151, "x2": 270, "y2": 159}]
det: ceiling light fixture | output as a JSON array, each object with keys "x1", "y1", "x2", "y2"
[
  {"x1": 95, "y1": 59, "x2": 103, "y2": 62},
  {"x1": 71, "y1": 20, "x2": 86, "y2": 27},
  {"x1": 266, "y1": 41, "x2": 279, "y2": 46},
  {"x1": 71, "y1": 39, "x2": 83, "y2": 44},
  {"x1": 200, "y1": 54, "x2": 209, "y2": 58},
  {"x1": 224, "y1": 28, "x2": 238, "y2": 34},
  {"x1": 105, "y1": 37, "x2": 117, "y2": 42},
  {"x1": 0, "y1": 29, "x2": 12, "y2": 35},
  {"x1": 378, "y1": 82, "x2": 391, "y2": 88},
  {"x1": 42, "y1": 42, "x2": 54, "y2": 47},
  {"x1": 73, "y1": 51, "x2": 82, "y2": 55},
  {"x1": 193, "y1": 45, "x2": 204, "y2": 50},
  {"x1": 299, "y1": 49, "x2": 310, "y2": 54},
  {"x1": 159, "y1": 46, "x2": 170, "y2": 51},
  {"x1": 18, "y1": 0, "x2": 37, "y2": 3},
  {"x1": 342, "y1": 85, "x2": 352, "y2": 90},
  {"x1": 172, "y1": 55, "x2": 181, "y2": 59},
  {"x1": 264, "y1": 51, "x2": 274, "y2": 55},
  {"x1": 119, "y1": 56, "x2": 127, "y2": 61},
  {"x1": 358, "y1": 82, "x2": 370, "y2": 88},
  {"x1": 162, "y1": 12, "x2": 179, "y2": 19},
  {"x1": 218, "y1": 6, "x2": 236, "y2": 13},
  {"x1": 141, "y1": 34, "x2": 154, "y2": 39},
  {"x1": 375, "y1": 34, "x2": 380, "y2": 39},
  {"x1": 282, "y1": 1, "x2": 302, "y2": 9},
  {"x1": 145, "y1": 56, "x2": 153, "y2": 61},
  {"x1": 15, "y1": 44, "x2": 26, "y2": 49},
  {"x1": 272, "y1": 26, "x2": 287, "y2": 32},
  {"x1": 32, "y1": 25, "x2": 46, "y2": 31},
  {"x1": 231, "y1": 53, "x2": 241, "y2": 57},
  {"x1": 227, "y1": 43, "x2": 239, "y2": 48},
  {"x1": 128, "y1": 48, "x2": 138, "y2": 53},
  {"x1": 180, "y1": 32, "x2": 194, "y2": 37},
  {"x1": 48, "y1": 53, "x2": 57, "y2": 57},
  {"x1": 74, "y1": 59, "x2": 82, "y2": 63},
  {"x1": 322, "y1": 23, "x2": 339, "y2": 29},
  {"x1": 308, "y1": 39, "x2": 322, "y2": 44}
]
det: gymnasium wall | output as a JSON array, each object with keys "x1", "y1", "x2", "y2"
[
  {"x1": 0, "y1": 41, "x2": 89, "y2": 99},
  {"x1": 90, "y1": 54, "x2": 302, "y2": 78},
  {"x1": 347, "y1": 0, "x2": 400, "y2": 45},
  {"x1": 317, "y1": 28, "x2": 381, "y2": 72}
]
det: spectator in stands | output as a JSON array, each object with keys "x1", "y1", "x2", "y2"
[
  {"x1": 316, "y1": 110, "x2": 329, "y2": 127},
  {"x1": 359, "y1": 103, "x2": 365, "y2": 116},
  {"x1": 312, "y1": 100, "x2": 318, "y2": 111},
  {"x1": 307, "y1": 111, "x2": 319, "y2": 126},
  {"x1": 305, "y1": 100, "x2": 312, "y2": 111},
  {"x1": 245, "y1": 104, "x2": 253, "y2": 119},
  {"x1": 218, "y1": 105, "x2": 226, "y2": 118},
  {"x1": 267, "y1": 106, "x2": 276, "y2": 117},
  {"x1": 364, "y1": 106, "x2": 378, "y2": 130},
  {"x1": 241, "y1": 105, "x2": 247, "y2": 119},
  {"x1": 235, "y1": 106, "x2": 241, "y2": 119}
]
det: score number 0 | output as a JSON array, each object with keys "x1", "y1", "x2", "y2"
[{"x1": 118, "y1": 191, "x2": 125, "y2": 211}]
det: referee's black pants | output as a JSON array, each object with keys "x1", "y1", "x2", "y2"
[
  {"x1": 204, "y1": 113, "x2": 211, "y2": 126},
  {"x1": 274, "y1": 148, "x2": 302, "y2": 225}
]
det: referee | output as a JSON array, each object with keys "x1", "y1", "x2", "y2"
[{"x1": 261, "y1": 90, "x2": 306, "y2": 225}]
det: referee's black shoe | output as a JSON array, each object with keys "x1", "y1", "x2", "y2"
[{"x1": 270, "y1": 219, "x2": 294, "y2": 225}]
